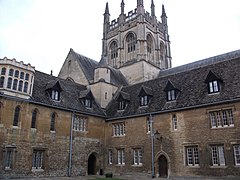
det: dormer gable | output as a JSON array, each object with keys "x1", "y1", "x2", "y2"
[
  {"x1": 164, "y1": 80, "x2": 180, "y2": 101},
  {"x1": 79, "y1": 89, "x2": 94, "y2": 108},
  {"x1": 46, "y1": 81, "x2": 63, "y2": 101},
  {"x1": 116, "y1": 91, "x2": 130, "y2": 110},
  {"x1": 138, "y1": 85, "x2": 153, "y2": 106},
  {"x1": 205, "y1": 71, "x2": 222, "y2": 94}
]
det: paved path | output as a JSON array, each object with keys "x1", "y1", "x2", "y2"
[{"x1": 12, "y1": 174, "x2": 240, "y2": 180}]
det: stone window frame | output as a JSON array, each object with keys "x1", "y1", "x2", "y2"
[
  {"x1": 172, "y1": 114, "x2": 178, "y2": 131},
  {"x1": 117, "y1": 148, "x2": 125, "y2": 165},
  {"x1": 133, "y1": 148, "x2": 143, "y2": 166},
  {"x1": 108, "y1": 149, "x2": 113, "y2": 165},
  {"x1": 50, "y1": 112, "x2": 56, "y2": 132},
  {"x1": 32, "y1": 148, "x2": 45, "y2": 171},
  {"x1": 147, "y1": 34, "x2": 153, "y2": 53},
  {"x1": 110, "y1": 41, "x2": 118, "y2": 60},
  {"x1": 112, "y1": 122, "x2": 125, "y2": 137},
  {"x1": 146, "y1": 117, "x2": 151, "y2": 134},
  {"x1": 73, "y1": 115, "x2": 87, "y2": 132},
  {"x1": 3, "y1": 146, "x2": 16, "y2": 170},
  {"x1": 233, "y1": 144, "x2": 240, "y2": 166},
  {"x1": 208, "y1": 108, "x2": 234, "y2": 129},
  {"x1": 185, "y1": 145, "x2": 199, "y2": 167},
  {"x1": 210, "y1": 144, "x2": 226, "y2": 166},
  {"x1": 126, "y1": 33, "x2": 136, "y2": 53},
  {"x1": 31, "y1": 108, "x2": 38, "y2": 129},
  {"x1": 13, "y1": 106, "x2": 21, "y2": 127}
]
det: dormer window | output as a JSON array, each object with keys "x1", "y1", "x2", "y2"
[
  {"x1": 209, "y1": 80, "x2": 219, "y2": 93},
  {"x1": 80, "y1": 89, "x2": 94, "y2": 109},
  {"x1": 140, "y1": 95, "x2": 149, "y2": 106},
  {"x1": 116, "y1": 91, "x2": 130, "y2": 111},
  {"x1": 167, "y1": 89, "x2": 176, "y2": 101},
  {"x1": 51, "y1": 90, "x2": 60, "y2": 101},
  {"x1": 84, "y1": 98, "x2": 92, "y2": 108},
  {"x1": 164, "y1": 80, "x2": 179, "y2": 102},
  {"x1": 46, "y1": 81, "x2": 63, "y2": 101},
  {"x1": 205, "y1": 71, "x2": 222, "y2": 94},
  {"x1": 118, "y1": 100, "x2": 126, "y2": 110},
  {"x1": 138, "y1": 86, "x2": 153, "y2": 107}
]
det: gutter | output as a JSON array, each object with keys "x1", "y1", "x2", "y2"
[
  {"x1": 106, "y1": 97, "x2": 240, "y2": 121},
  {"x1": 0, "y1": 93, "x2": 106, "y2": 118}
]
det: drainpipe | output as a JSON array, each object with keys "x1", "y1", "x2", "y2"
[
  {"x1": 68, "y1": 111, "x2": 75, "y2": 177},
  {"x1": 150, "y1": 114, "x2": 155, "y2": 178}
]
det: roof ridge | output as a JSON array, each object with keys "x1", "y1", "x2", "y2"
[{"x1": 159, "y1": 49, "x2": 240, "y2": 77}]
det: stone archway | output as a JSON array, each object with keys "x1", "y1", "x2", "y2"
[
  {"x1": 88, "y1": 153, "x2": 97, "y2": 175},
  {"x1": 158, "y1": 155, "x2": 168, "y2": 178}
]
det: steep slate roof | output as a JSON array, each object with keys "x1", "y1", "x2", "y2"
[
  {"x1": 108, "y1": 66, "x2": 128, "y2": 86},
  {"x1": 69, "y1": 49, "x2": 98, "y2": 82},
  {"x1": 31, "y1": 71, "x2": 105, "y2": 117},
  {"x1": 106, "y1": 50, "x2": 240, "y2": 120}
]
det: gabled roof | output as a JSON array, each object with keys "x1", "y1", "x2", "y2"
[
  {"x1": 164, "y1": 80, "x2": 179, "y2": 91},
  {"x1": 106, "y1": 51, "x2": 240, "y2": 120},
  {"x1": 79, "y1": 89, "x2": 93, "y2": 99},
  {"x1": 68, "y1": 48, "x2": 98, "y2": 82},
  {"x1": 45, "y1": 80, "x2": 63, "y2": 91},
  {"x1": 115, "y1": 91, "x2": 130, "y2": 101},
  {"x1": 138, "y1": 85, "x2": 153, "y2": 96},
  {"x1": 205, "y1": 70, "x2": 222, "y2": 83},
  {"x1": 31, "y1": 71, "x2": 105, "y2": 117}
]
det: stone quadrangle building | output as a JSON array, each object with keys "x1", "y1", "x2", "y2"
[{"x1": 0, "y1": 0, "x2": 240, "y2": 179}]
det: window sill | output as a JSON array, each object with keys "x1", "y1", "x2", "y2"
[
  {"x1": 132, "y1": 164, "x2": 143, "y2": 167},
  {"x1": 32, "y1": 168, "x2": 44, "y2": 172},
  {"x1": 12, "y1": 126, "x2": 20, "y2": 129},
  {"x1": 186, "y1": 165, "x2": 200, "y2": 168},
  {"x1": 211, "y1": 125, "x2": 234, "y2": 129},
  {"x1": 4, "y1": 167, "x2": 12, "y2": 171},
  {"x1": 116, "y1": 164, "x2": 125, "y2": 166},
  {"x1": 50, "y1": 130, "x2": 56, "y2": 133},
  {"x1": 234, "y1": 165, "x2": 240, "y2": 167},
  {"x1": 210, "y1": 165, "x2": 227, "y2": 169},
  {"x1": 113, "y1": 135, "x2": 126, "y2": 138}
]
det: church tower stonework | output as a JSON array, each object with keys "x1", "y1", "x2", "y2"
[{"x1": 101, "y1": 0, "x2": 172, "y2": 84}]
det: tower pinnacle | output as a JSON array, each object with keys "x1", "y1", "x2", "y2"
[
  {"x1": 151, "y1": 0, "x2": 155, "y2": 17},
  {"x1": 121, "y1": 0, "x2": 125, "y2": 15}
]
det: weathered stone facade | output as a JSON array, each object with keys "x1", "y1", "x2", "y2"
[{"x1": 1, "y1": 0, "x2": 240, "y2": 179}]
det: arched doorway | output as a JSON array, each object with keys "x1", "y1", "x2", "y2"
[
  {"x1": 88, "y1": 153, "x2": 96, "y2": 175},
  {"x1": 158, "y1": 155, "x2": 168, "y2": 178}
]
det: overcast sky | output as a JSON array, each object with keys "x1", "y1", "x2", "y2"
[{"x1": 0, "y1": 0, "x2": 240, "y2": 76}]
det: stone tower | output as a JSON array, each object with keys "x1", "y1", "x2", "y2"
[{"x1": 101, "y1": 0, "x2": 172, "y2": 84}]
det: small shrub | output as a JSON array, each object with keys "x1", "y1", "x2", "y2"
[{"x1": 105, "y1": 172, "x2": 113, "y2": 178}]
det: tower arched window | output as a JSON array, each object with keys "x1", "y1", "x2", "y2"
[
  {"x1": 110, "y1": 41, "x2": 118, "y2": 59},
  {"x1": 13, "y1": 106, "x2": 20, "y2": 126},
  {"x1": 147, "y1": 35, "x2": 153, "y2": 53},
  {"x1": 127, "y1": 33, "x2": 136, "y2": 53},
  {"x1": 50, "y1": 113, "x2": 56, "y2": 131},
  {"x1": 160, "y1": 43, "x2": 165, "y2": 61},
  {"x1": 31, "y1": 109, "x2": 38, "y2": 129}
]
